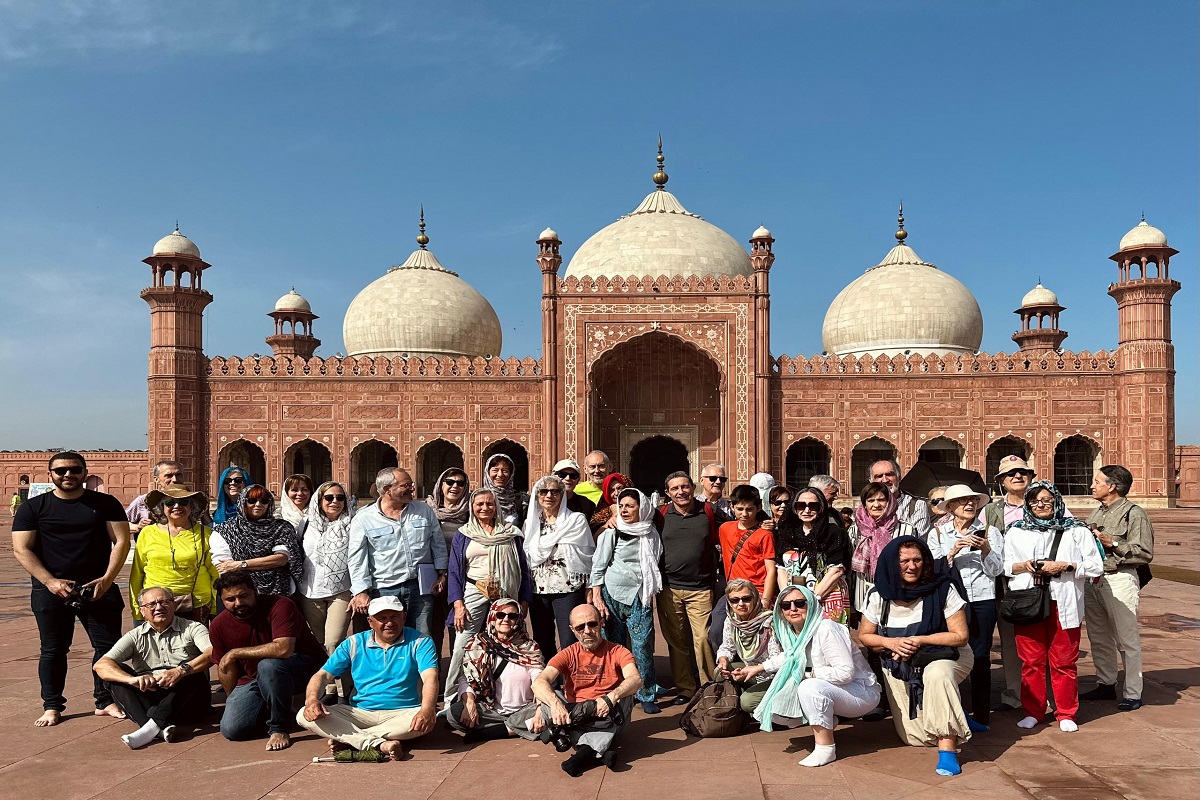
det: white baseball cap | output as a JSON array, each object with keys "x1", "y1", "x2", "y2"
[{"x1": 367, "y1": 596, "x2": 406, "y2": 616}]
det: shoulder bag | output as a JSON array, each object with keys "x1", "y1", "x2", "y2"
[
  {"x1": 678, "y1": 678, "x2": 747, "y2": 738},
  {"x1": 999, "y1": 528, "x2": 1063, "y2": 625}
]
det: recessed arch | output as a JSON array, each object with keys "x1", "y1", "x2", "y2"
[
  {"x1": 217, "y1": 439, "x2": 266, "y2": 490},
  {"x1": 1054, "y1": 435, "x2": 1101, "y2": 496},
  {"x1": 628, "y1": 435, "x2": 690, "y2": 495},
  {"x1": 482, "y1": 439, "x2": 530, "y2": 493},
  {"x1": 84, "y1": 475, "x2": 106, "y2": 492},
  {"x1": 986, "y1": 436, "x2": 1033, "y2": 486},
  {"x1": 785, "y1": 438, "x2": 831, "y2": 490},
  {"x1": 283, "y1": 439, "x2": 333, "y2": 487},
  {"x1": 918, "y1": 436, "x2": 965, "y2": 469},
  {"x1": 350, "y1": 439, "x2": 398, "y2": 506},
  {"x1": 851, "y1": 436, "x2": 898, "y2": 496},
  {"x1": 417, "y1": 438, "x2": 465, "y2": 497}
]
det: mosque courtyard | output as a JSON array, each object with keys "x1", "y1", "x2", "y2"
[{"x1": 0, "y1": 510, "x2": 1196, "y2": 800}]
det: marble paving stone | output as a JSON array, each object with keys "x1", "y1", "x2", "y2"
[
  {"x1": 749, "y1": 737, "x2": 851, "y2": 785},
  {"x1": 265, "y1": 760, "x2": 455, "y2": 800},
  {"x1": 598, "y1": 759, "x2": 765, "y2": 800},
  {"x1": 834, "y1": 763, "x2": 939, "y2": 799},
  {"x1": 0, "y1": 756, "x2": 172, "y2": 800},
  {"x1": 1044, "y1": 724, "x2": 1198, "y2": 768}
]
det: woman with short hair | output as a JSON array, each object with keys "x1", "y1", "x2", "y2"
[
  {"x1": 523, "y1": 475, "x2": 595, "y2": 658},
  {"x1": 129, "y1": 485, "x2": 220, "y2": 623},
  {"x1": 767, "y1": 485, "x2": 793, "y2": 526},
  {"x1": 211, "y1": 485, "x2": 304, "y2": 596}
]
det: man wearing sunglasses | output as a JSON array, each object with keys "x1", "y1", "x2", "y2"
[
  {"x1": 13, "y1": 451, "x2": 132, "y2": 727},
  {"x1": 697, "y1": 463, "x2": 733, "y2": 520},
  {"x1": 552, "y1": 458, "x2": 596, "y2": 520}
]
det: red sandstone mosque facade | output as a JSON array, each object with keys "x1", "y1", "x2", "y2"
[{"x1": 2, "y1": 153, "x2": 1193, "y2": 507}]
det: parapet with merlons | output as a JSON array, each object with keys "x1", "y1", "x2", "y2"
[
  {"x1": 773, "y1": 350, "x2": 1118, "y2": 376},
  {"x1": 206, "y1": 354, "x2": 542, "y2": 379},
  {"x1": 557, "y1": 273, "x2": 756, "y2": 295}
]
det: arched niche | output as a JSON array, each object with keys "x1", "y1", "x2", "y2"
[
  {"x1": 851, "y1": 437, "x2": 898, "y2": 496},
  {"x1": 1054, "y1": 435, "x2": 1100, "y2": 496},
  {"x1": 918, "y1": 436, "x2": 966, "y2": 469},
  {"x1": 350, "y1": 439, "x2": 398, "y2": 506},
  {"x1": 628, "y1": 435, "x2": 690, "y2": 496},
  {"x1": 482, "y1": 439, "x2": 530, "y2": 493},
  {"x1": 986, "y1": 436, "x2": 1033, "y2": 486},
  {"x1": 217, "y1": 439, "x2": 267, "y2": 491},
  {"x1": 284, "y1": 439, "x2": 333, "y2": 487},
  {"x1": 786, "y1": 438, "x2": 831, "y2": 491},
  {"x1": 417, "y1": 439, "x2": 465, "y2": 498}
]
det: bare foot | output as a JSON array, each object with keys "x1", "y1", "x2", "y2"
[
  {"x1": 34, "y1": 710, "x2": 61, "y2": 727},
  {"x1": 266, "y1": 732, "x2": 292, "y2": 751},
  {"x1": 379, "y1": 741, "x2": 407, "y2": 761},
  {"x1": 328, "y1": 738, "x2": 350, "y2": 753},
  {"x1": 95, "y1": 703, "x2": 127, "y2": 720}
]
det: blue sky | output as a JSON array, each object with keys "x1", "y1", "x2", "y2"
[{"x1": 0, "y1": 1, "x2": 1195, "y2": 450}]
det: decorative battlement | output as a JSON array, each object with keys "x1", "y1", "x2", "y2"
[
  {"x1": 558, "y1": 273, "x2": 756, "y2": 294},
  {"x1": 773, "y1": 350, "x2": 1118, "y2": 376},
  {"x1": 207, "y1": 354, "x2": 542, "y2": 379}
]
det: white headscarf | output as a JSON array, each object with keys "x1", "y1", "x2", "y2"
[
  {"x1": 522, "y1": 475, "x2": 595, "y2": 578},
  {"x1": 613, "y1": 488, "x2": 663, "y2": 605},
  {"x1": 749, "y1": 473, "x2": 777, "y2": 507}
]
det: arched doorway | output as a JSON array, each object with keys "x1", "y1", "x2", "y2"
[
  {"x1": 218, "y1": 439, "x2": 267, "y2": 490},
  {"x1": 284, "y1": 439, "x2": 333, "y2": 487},
  {"x1": 786, "y1": 438, "x2": 831, "y2": 490},
  {"x1": 1055, "y1": 436, "x2": 1099, "y2": 496},
  {"x1": 851, "y1": 437, "x2": 897, "y2": 495},
  {"x1": 628, "y1": 435, "x2": 690, "y2": 495},
  {"x1": 417, "y1": 439, "x2": 465, "y2": 497},
  {"x1": 591, "y1": 332, "x2": 722, "y2": 476},
  {"x1": 986, "y1": 436, "x2": 1032, "y2": 486},
  {"x1": 918, "y1": 437, "x2": 965, "y2": 469},
  {"x1": 84, "y1": 475, "x2": 106, "y2": 492},
  {"x1": 482, "y1": 439, "x2": 530, "y2": 493},
  {"x1": 350, "y1": 440, "x2": 398, "y2": 506}
]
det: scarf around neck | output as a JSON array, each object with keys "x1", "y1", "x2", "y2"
[
  {"x1": 459, "y1": 488, "x2": 524, "y2": 600},
  {"x1": 302, "y1": 481, "x2": 351, "y2": 593},
  {"x1": 428, "y1": 468, "x2": 471, "y2": 527},
  {"x1": 462, "y1": 598, "x2": 544, "y2": 708},
  {"x1": 522, "y1": 476, "x2": 595, "y2": 577},
  {"x1": 213, "y1": 465, "x2": 247, "y2": 525},
  {"x1": 850, "y1": 490, "x2": 899, "y2": 578},
  {"x1": 1009, "y1": 480, "x2": 1090, "y2": 534},
  {"x1": 483, "y1": 454, "x2": 521, "y2": 524},
  {"x1": 613, "y1": 488, "x2": 663, "y2": 606},
  {"x1": 754, "y1": 586, "x2": 824, "y2": 730},
  {"x1": 727, "y1": 583, "x2": 772, "y2": 664},
  {"x1": 216, "y1": 486, "x2": 304, "y2": 596}
]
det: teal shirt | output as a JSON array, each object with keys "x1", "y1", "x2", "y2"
[{"x1": 323, "y1": 628, "x2": 437, "y2": 711}]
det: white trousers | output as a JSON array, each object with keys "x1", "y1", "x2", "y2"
[{"x1": 797, "y1": 678, "x2": 881, "y2": 730}]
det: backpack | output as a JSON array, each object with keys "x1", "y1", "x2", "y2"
[{"x1": 678, "y1": 679, "x2": 747, "y2": 738}]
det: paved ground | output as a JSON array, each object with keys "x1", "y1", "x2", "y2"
[{"x1": 1, "y1": 509, "x2": 1196, "y2": 800}]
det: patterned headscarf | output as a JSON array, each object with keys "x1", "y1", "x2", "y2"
[
  {"x1": 850, "y1": 485, "x2": 899, "y2": 578},
  {"x1": 601, "y1": 473, "x2": 628, "y2": 506},
  {"x1": 458, "y1": 488, "x2": 525, "y2": 600},
  {"x1": 726, "y1": 581, "x2": 773, "y2": 663},
  {"x1": 427, "y1": 468, "x2": 471, "y2": 527},
  {"x1": 461, "y1": 598, "x2": 544, "y2": 709},
  {"x1": 483, "y1": 454, "x2": 521, "y2": 525},
  {"x1": 214, "y1": 485, "x2": 304, "y2": 596},
  {"x1": 213, "y1": 465, "x2": 247, "y2": 525},
  {"x1": 1011, "y1": 480, "x2": 1090, "y2": 534},
  {"x1": 302, "y1": 482, "x2": 351, "y2": 593}
]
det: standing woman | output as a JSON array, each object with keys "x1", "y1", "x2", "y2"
[
  {"x1": 928, "y1": 484, "x2": 1003, "y2": 731},
  {"x1": 927, "y1": 486, "x2": 953, "y2": 529},
  {"x1": 848, "y1": 481, "x2": 914, "y2": 616},
  {"x1": 588, "y1": 473, "x2": 628, "y2": 533},
  {"x1": 767, "y1": 485, "x2": 794, "y2": 527},
  {"x1": 775, "y1": 488, "x2": 851, "y2": 623},
  {"x1": 590, "y1": 487, "x2": 664, "y2": 714},
  {"x1": 211, "y1": 485, "x2": 304, "y2": 596},
  {"x1": 279, "y1": 474, "x2": 313, "y2": 530},
  {"x1": 483, "y1": 453, "x2": 529, "y2": 527},
  {"x1": 213, "y1": 465, "x2": 248, "y2": 525},
  {"x1": 295, "y1": 482, "x2": 353, "y2": 654},
  {"x1": 445, "y1": 488, "x2": 532, "y2": 704},
  {"x1": 129, "y1": 485, "x2": 219, "y2": 623},
  {"x1": 523, "y1": 475, "x2": 595, "y2": 658},
  {"x1": 428, "y1": 467, "x2": 471, "y2": 656},
  {"x1": 1003, "y1": 481, "x2": 1103, "y2": 732}
]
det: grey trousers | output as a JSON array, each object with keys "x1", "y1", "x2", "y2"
[{"x1": 507, "y1": 690, "x2": 635, "y2": 754}]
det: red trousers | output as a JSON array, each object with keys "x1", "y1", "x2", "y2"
[{"x1": 1014, "y1": 601, "x2": 1081, "y2": 721}]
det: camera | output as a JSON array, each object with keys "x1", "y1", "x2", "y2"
[
  {"x1": 65, "y1": 583, "x2": 96, "y2": 611},
  {"x1": 548, "y1": 725, "x2": 573, "y2": 752}
]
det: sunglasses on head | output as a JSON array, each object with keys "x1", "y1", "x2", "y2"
[
  {"x1": 323, "y1": 494, "x2": 346, "y2": 502},
  {"x1": 225, "y1": 477, "x2": 246, "y2": 485},
  {"x1": 728, "y1": 595, "x2": 755, "y2": 605},
  {"x1": 572, "y1": 620, "x2": 600, "y2": 632},
  {"x1": 794, "y1": 501, "x2": 822, "y2": 512},
  {"x1": 494, "y1": 611, "x2": 521, "y2": 622},
  {"x1": 779, "y1": 599, "x2": 807, "y2": 611},
  {"x1": 51, "y1": 466, "x2": 84, "y2": 476},
  {"x1": 443, "y1": 478, "x2": 467, "y2": 487}
]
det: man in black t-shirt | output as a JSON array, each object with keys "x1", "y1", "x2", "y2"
[{"x1": 12, "y1": 451, "x2": 131, "y2": 727}]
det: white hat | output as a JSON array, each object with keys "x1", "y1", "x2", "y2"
[
  {"x1": 551, "y1": 458, "x2": 581, "y2": 475},
  {"x1": 996, "y1": 455, "x2": 1033, "y2": 477},
  {"x1": 942, "y1": 484, "x2": 991, "y2": 509},
  {"x1": 367, "y1": 596, "x2": 406, "y2": 616}
]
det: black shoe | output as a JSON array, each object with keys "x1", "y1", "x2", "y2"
[
  {"x1": 1080, "y1": 683, "x2": 1117, "y2": 701},
  {"x1": 562, "y1": 745, "x2": 598, "y2": 777},
  {"x1": 600, "y1": 748, "x2": 618, "y2": 769},
  {"x1": 1117, "y1": 698, "x2": 1143, "y2": 712},
  {"x1": 862, "y1": 704, "x2": 891, "y2": 722}
]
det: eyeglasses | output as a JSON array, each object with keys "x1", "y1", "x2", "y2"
[
  {"x1": 323, "y1": 494, "x2": 346, "y2": 502},
  {"x1": 245, "y1": 498, "x2": 270, "y2": 506},
  {"x1": 51, "y1": 466, "x2": 84, "y2": 476},
  {"x1": 1030, "y1": 499, "x2": 1054, "y2": 508},
  {"x1": 572, "y1": 620, "x2": 601, "y2": 632},
  {"x1": 779, "y1": 600, "x2": 806, "y2": 611},
  {"x1": 555, "y1": 471, "x2": 580, "y2": 481},
  {"x1": 225, "y1": 477, "x2": 246, "y2": 485},
  {"x1": 794, "y1": 501, "x2": 822, "y2": 512},
  {"x1": 139, "y1": 599, "x2": 174, "y2": 608},
  {"x1": 443, "y1": 478, "x2": 467, "y2": 487},
  {"x1": 162, "y1": 498, "x2": 188, "y2": 508},
  {"x1": 494, "y1": 611, "x2": 521, "y2": 622},
  {"x1": 702, "y1": 476, "x2": 727, "y2": 483},
  {"x1": 538, "y1": 489, "x2": 563, "y2": 496},
  {"x1": 728, "y1": 595, "x2": 754, "y2": 605}
]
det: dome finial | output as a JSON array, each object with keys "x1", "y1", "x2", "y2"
[
  {"x1": 416, "y1": 205, "x2": 429, "y2": 249},
  {"x1": 1141, "y1": 210, "x2": 1146, "y2": 222},
  {"x1": 174, "y1": 220, "x2": 180, "y2": 233},
  {"x1": 895, "y1": 201, "x2": 907, "y2": 242},
  {"x1": 653, "y1": 133, "x2": 669, "y2": 190}
]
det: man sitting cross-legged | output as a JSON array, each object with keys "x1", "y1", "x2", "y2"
[
  {"x1": 509, "y1": 603, "x2": 642, "y2": 776},
  {"x1": 298, "y1": 596, "x2": 438, "y2": 761}
]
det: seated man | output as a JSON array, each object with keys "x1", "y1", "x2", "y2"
[
  {"x1": 297, "y1": 596, "x2": 438, "y2": 760},
  {"x1": 208, "y1": 570, "x2": 327, "y2": 750},
  {"x1": 510, "y1": 604, "x2": 642, "y2": 776},
  {"x1": 93, "y1": 586, "x2": 213, "y2": 749}
]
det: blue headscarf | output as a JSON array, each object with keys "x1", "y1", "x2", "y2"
[
  {"x1": 213, "y1": 465, "x2": 248, "y2": 525},
  {"x1": 753, "y1": 585, "x2": 824, "y2": 731}
]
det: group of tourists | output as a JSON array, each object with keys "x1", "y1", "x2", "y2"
[{"x1": 11, "y1": 447, "x2": 1154, "y2": 777}]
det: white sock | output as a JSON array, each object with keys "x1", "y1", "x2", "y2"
[
  {"x1": 1016, "y1": 716, "x2": 1038, "y2": 729},
  {"x1": 1058, "y1": 719, "x2": 1078, "y2": 732},
  {"x1": 799, "y1": 744, "x2": 837, "y2": 767},
  {"x1": 122, "y1": 720, "x2": 161, "y2": 749}
]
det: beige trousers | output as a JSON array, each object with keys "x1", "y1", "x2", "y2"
[
  {"x1": 656, "y1": 587, "x2": 715, "y2": 699},
  {"x1": 295, "y1": 704, "x2": 425, "y2": 750},
  {"x1": 881, "y1": 647, "x2": 974, "y2": 748},
  {"x1": 1084, "y1": 570, "x2": 1143, "y2": 699},
  {"x1": 296, "y1": 592, "x2": 353, "y2": 652}
]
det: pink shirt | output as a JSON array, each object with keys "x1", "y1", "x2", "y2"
[{"x1": 459, "y1": 663, "x2": 542, "y2": 714}]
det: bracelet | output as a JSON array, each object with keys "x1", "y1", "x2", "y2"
[{"x1": 601, "y1": 695, "x2": 616, "y2": 711}]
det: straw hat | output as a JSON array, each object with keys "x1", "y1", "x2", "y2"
[
  {"x1": 942, "y1": 484, "x2": 991, "y2": 509},
  {"x1": 144, "y1": 483, "x2": 208, "y2": 510}
]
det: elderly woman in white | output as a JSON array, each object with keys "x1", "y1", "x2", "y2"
[
  {"x1": 928, "y1": 484, "x2": 1004, "y2": 732},
  {"x1": 523, "y1": 475, "x2": 595, "y2": 659}
]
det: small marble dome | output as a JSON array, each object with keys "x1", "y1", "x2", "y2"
[
  {"x1": 274, "y1": 289, "x2": 311, "y2": 313},
  {"x1": 752, "y1": 225, "x2": 772, "y2": 239},
  {"x1": 1020, "y1": 282, "x2": 1059, "y2": 307},
  {"x1": 822, "y1": 234, "x2": 984, "y2": 357},
  {"x1": 539, "y1": 227, "x2": 559, "y2": 241},
  {"x1": 153, "y1": 228, "x2": 201, "y2": 258},
  {"x1": 343, "y1": 243, "x2": 502, "y2": 359},
  {"x1": 1119, "y1": 217, "x2": 1168, "y2": 250}
]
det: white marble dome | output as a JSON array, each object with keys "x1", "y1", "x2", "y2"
[
  {"x1": 274, "y1": 289, "x2": 311, "y2": 313},
  {"x1": 153, "y1": 228, "x2": 200, "y2": 258},
  {"x1": 1119, "y1": 218, "x2": 1168, "y2": 250},
  {"x1": 342, "y1": 246, "x2": 502, "y2": 359},
  {"x1": 564, "y1": 188, "x2": 751, "y2": 280},
  {"x1": 1020, "y1": 282, "x2": 1059, "y2": 307},
  {"x1": 822, "y1": 237, "x2": 984, "y2": 357}
]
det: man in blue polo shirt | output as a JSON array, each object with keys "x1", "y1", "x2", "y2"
[{"x1": 298, "y1": 596, "x2": 438, "y2": 759}]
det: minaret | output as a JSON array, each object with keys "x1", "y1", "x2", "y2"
[
  {"x1": 749, "y1": 224, "x2": 775, "y2": 472},
  {"x1": 141, "y1": 225, "x2": 213, "y2": 486},
  {"x1": 266, "y1": 289, "x2": 320, "y2": 359},
  {"x1": 1012, "y1": 282, "x2": 1068, "y2": 351},
  {"x1": 538, "y1": 225, "x2": 563, "y2": 464},
  {"x1": 1108, "y1": 216, "x2": 1181, "y2": 503}
]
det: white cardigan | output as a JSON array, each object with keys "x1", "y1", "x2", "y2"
[{"x1": 1003, "y1": 523, "x2": 1104, "y2": 629}]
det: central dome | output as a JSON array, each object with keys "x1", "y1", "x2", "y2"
[{"x1": 822, "y1": 220, "x2": 983, "y2": 357}]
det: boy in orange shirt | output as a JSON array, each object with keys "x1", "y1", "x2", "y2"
[{"x1": 710, "y1": 484, "x2": 778, "y2": 654}]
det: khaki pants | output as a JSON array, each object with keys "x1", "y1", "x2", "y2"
[
  {"x1": 1084, "y1": 570, "x2": 1143, "y2": 699},
  {"x1": 656, "y1": 587, "x2": 715, "y2": 699},
  {"x1": 295, "y1": 704, "x2": 426, "y2": 750},
  {"x1": 880, "y1": 647, "x2": 974, "y2": 748},
  {"x1": 296, "y1": 592, "x2": 353, "y2": 652}
]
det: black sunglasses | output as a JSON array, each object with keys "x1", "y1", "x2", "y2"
[
  {"x1": 728, "y1": 595, "x2": 755, "y2": 605},
  {"x1": 929, "y1": 498, "x2": 946, "y2": 506},
  {"x1": 494, "y1": 611, "x2": 522, "y2": 621},
  {"x1": 555, "y1": 471, "x2": 580, "y2": 480},
  {"x1": 779, "y1": 600, "x2": 807, "y2": 611},
  {"x1": 443, "y1": 478, "x2": 467, "y2": 487},
  {"x1": 572, "y1": 620, "x2": 600, "y2": 632},
  {"x1": 323, "y1": 494, "x2": 347, "y2": 502},
  {"x1": 703, "y1": 476, "x2": 727, "y2": 483},
  {"x1": 225, "y1": 477, "x2": 246, "y2": 485},
  {"x1": 538, "y1": 488, "x2": 563, "y2": 496},
  {"x1": 51, "y1": 466, "x2": 84, "y2": 476},
  {"x1": 794, "y1": 501, "x2": 822, "y2": 512},
  {"x1": 162, "y1": 498, "x2": 188, "y2": 508},
  {"x1": 770, "y1": 498, "x2": 791, "y2": 506}
]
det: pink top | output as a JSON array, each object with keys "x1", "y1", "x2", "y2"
[{"x1": 459, "y1": 662, "x2": 542, "y2": 713}]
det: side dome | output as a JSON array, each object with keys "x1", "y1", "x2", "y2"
[
  {"x1": 153, "y1": 227, "x2": 200, "y2": 258},
  {"x1": 1020, "y1": 282, "x2": 1058, "y2": 307},
  {"x1": 1119, "y1": 217, "x2": 1168, "y2": 250},
  {"x1": 822, "y1": 227, "x2": 983, "y2": 357},
  {"x1": 274, "y1": 289, "x2": 311, "y2": 313},
  {"x1": 343, "y1": 244, "x2": 502, "y2": 359}
]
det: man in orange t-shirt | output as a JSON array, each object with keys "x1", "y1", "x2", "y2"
[
  {"x1": 519, "y1": 604, "x2": 642, "y2": 776},
  {"x1": 711, "y1": 484, "x2": 778, "y2": 656}
]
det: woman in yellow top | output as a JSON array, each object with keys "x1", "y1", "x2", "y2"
[{"x1": 129, "y1": 485, "x2": 220, "y2": 623}]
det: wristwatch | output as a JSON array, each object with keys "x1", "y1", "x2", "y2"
[
  {"x1": 177, "y1": 661, "x2": 193, "y2": 673},
  {"x1": 240, "y1": 560, "x2": 248, "y2": 569}
]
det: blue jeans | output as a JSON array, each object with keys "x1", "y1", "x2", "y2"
[
  {"x1": 352, "y1": 579, "x2": 433, "y2": 638},
  {"x1": 220, "y1": 653, "x2": 319, "y2": 738},
  {"x1": 601, "y1": 587, "x2": 659, "y2": 702}
]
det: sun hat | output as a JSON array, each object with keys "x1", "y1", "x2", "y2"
[
  {"x1": 942, "y1": 484, "x2": 991, "y2": 508},
  {"x1": 996, "y1": 455, "x2": 1033, "y2": 477},
  {"x1": 144, "y1": 483, "x2": 208, "y2": 510}
]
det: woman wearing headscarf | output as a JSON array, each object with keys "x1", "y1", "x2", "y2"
[
  {"x1": 211, "y1": 484, "x2": 304, "y2": 596},
  {"x1": 775, "y1": 488, "x2": 851, "y2": 623},
  {"x1": 446, "y1": 597, "x2": 545, "y2": 742},
  {"x1": 746, "y1": 585, "x2": 880, "y2": 767},
  {"x1": 482, "y1": 453, "x2": 529, "y2": 527},
  {"x1": 1003, "y1": 481, "x2": 1103, "y2": 733},
  {"x1": 848, "y1": 481, "x2": 916, "y2": 615},
  {"x1": 278, "y1": 473, "x2": 313, "y2": 530},
  {"x1": 213, "y1": 465, "x2": 248, "y2": 525},
  {"x1": 445, "y1": 488, "x2": 532, "y2": 705},
  {"x1": 129, "y1": 485, "x2": 219, "y2": 623},
  {"x1": 589, "y1": 487, "x2": 664, "y2": 713},
  {"x1": 714, "y1": 579, "x2": 781, "y2": 715},
  {"x1": 858, "y1": 536, "x2": 972, "y2": 777},
  {"x1": 588, "y1": 473, "x2": 628, "y2": 533},
  {"x1": 428, "y1": 467, "x2": 471, "y2": 655},
  {"x1": 523, "y1": 475, "x2": 595, "y2": 658},
  {"x1": 295, "y1": 481, "x2": 353, "y2": 652}
]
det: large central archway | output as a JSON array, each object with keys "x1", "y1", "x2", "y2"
[
  {"x1": 628, "y1": 435, "x2": 691, "y2": 496},
  {"x1": 590, "y1": 332, "x2": 722, "y2": 479}
]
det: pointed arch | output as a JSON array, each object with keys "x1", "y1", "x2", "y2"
[
  {"x1": 349, "y1": 439, "x2": 398, "y2": 505},
  {"x1": 785, "y1": 438, "x2": 831, "y2": 490},
  {"x1": 416, "y1": 439, "x2": 465, "y2": 497},
  {"x1": 283, "y1": 438, "x2": 333, "y2": 487},
  {"x1": 851, "y1": 437, "x2": 897, "y2": 495},
  {"x1": 628, "y1": 435, "x2": 690, "y2": 495},
  {"x1": 1054, "y1": 435, "x2": 1101, "y2": 496},
  {"x1": 482, "y1": 438, "x2": 530, "y2": 493},
  {"x1": 217, "y1": 439, "x2": 267, "y2": 490},
  {"x1": 986, "y1": 436, "x2": 1033, "y2": 486},
  {"x1": 918, "y1": 436, "x2": 966, "y2": 469}
]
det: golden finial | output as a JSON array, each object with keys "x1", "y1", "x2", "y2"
[
  {"x1": 895, "y1": 201, "x2": 907, "y2": 242},
  {"x1": 653, "y1": 133, "x2": 669, "y2": 189},
  {"x1": 416, "y1": 205, "x2": 429, "y2": 248}
]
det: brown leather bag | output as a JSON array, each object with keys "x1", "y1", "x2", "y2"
[{"x1": 679, "y1": 679, "x2": 748, "y2": 738}]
